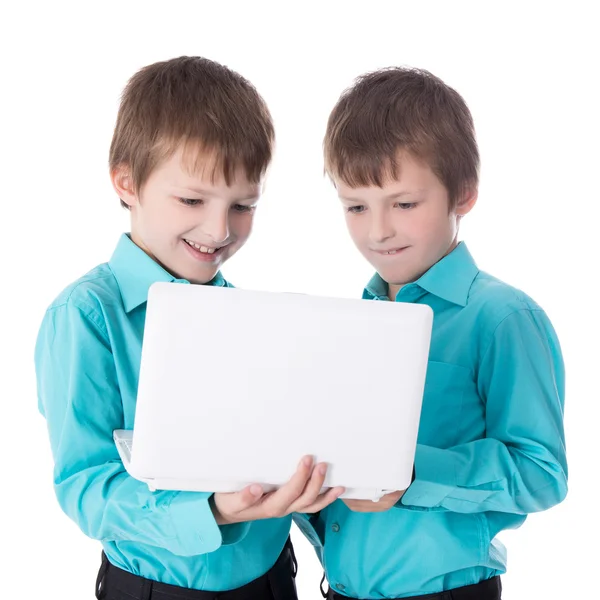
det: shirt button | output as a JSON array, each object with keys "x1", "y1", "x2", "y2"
[
  {"x1": 331, "y1": 523, "x2": 340, "y2": 533},
  {"x1": 335, "y1": 583, "x2": 346, "y2": 592}
]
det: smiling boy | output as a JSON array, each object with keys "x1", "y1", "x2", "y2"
[{"x1": 35, "y1": 56, "x2": 342, "y2": 600}]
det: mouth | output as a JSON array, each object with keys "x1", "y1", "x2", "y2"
[
  {"x1": 372, "y1": 246, "x2": 409, "y2": 256},
  {"x1": 183, "y1": 239, "x2": 227, "y2": 262}
]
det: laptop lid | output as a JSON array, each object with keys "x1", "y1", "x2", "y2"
[{"x1": 129, "y1": 282, "x2": 432, "y2": 498}]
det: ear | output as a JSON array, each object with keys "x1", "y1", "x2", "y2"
[
  {"x1": 259, "y1": 176, "x2": 268, "y2": 195},
  {"x1": 455, "y1": 186, "x2": 478, "y2": 217},
  {"x1": 111, "y1": 164, "x2": 138, "y2": 208}
]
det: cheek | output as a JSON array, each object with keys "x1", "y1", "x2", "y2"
[
  {"x1": 158, "y1": 211, "x2": 185, "y2": 238},
  {"x1": 345, "y1": 216, "x2": 368, "y2": 247},
  {"x1": 143, "y1": 199, "x2": 175, "y2": 228},
  {"x1": 231, "y1": 213, "x2": 254, "y2": 241},
  {"x1": 419, "y1": 211, "x2": 452, "y2": 241}
]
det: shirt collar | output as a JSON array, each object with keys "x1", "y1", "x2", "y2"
[
  {"x1": 363, "y1": 242, "x2": 479, "y2": 307},
  {"x1": 108, "y1": 234, "x2": 228, "y2": 313}
]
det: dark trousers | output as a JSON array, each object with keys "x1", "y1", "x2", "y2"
[
  {"x1": 327, "y1": 576, "x2": 502, "y2": 600},
  {"x1": 96, "y1": 539, "x2": 298, "y2": 600}
]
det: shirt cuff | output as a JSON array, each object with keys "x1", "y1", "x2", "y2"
[
  {"x1": 398, "y1": 444, "x2": 456, "y2": 509},
  {"x1": 219, "y1": 521, "x2": 251, "y2": 545},
  {"x1": 168, "y1": 492, "x2": 223, "y2": 555}
]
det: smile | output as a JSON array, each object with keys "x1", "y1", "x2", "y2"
[
  {"x1": 183, "y1": 239, "x2": 228, "y2": 262},
  {"x1": 184, "y1": 239, "x2": 221, "y2": 254},
  {"x1": 373, "y1": 246, "x2": 409, "y2": 255}
]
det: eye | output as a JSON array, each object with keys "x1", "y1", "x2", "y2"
[
  {"x1": 396, "y1": 202, "x2": 417, "y2": 210},
  {"x1": 346, "y1": 205, "x2": 366, "y2": 214},
  {"x1": 232, "y1": 204, "x2": 256, "y2": 213},
  {"x1": 178, "y1": 197, "x2": 203, "y2": 206}
]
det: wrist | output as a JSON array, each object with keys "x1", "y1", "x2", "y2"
[{"x1": 209, "y1": 494, "x2": 233, "y2": 525}]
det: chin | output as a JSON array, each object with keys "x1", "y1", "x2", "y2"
[
  {"x1": 186, "y1": 270, "x2": 218, "y2": 285},
  {"x1": 380, "y1": 269, "x2": 408, "y2": 284}
]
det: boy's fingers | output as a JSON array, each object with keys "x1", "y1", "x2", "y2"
[
  {"x1": 298, "y1": 486, "x2": 345, "y2": 514},
  {"x1": 261, "y1": 456, "x2": 313, "y2": 517},
  {"x1": 238, "y1": 484, "x2": 265, "y2": 509},
  {"x1": 293, "y1": 462, "x2": 328, "y2": 506},
  {"x1": 214, "y1": 485, "x2": 264, "y2": 522}
]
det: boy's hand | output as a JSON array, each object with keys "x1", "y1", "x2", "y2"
[
  {"x1": 211, "y1": 457, "x2": 344, "y2": 525},
  {"x1": 342, "y1": 490, "x2": 406, "y2": 513}
]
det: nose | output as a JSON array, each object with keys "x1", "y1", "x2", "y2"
[
  {"x1": 368, "y1": 208, "x2": 394, "y2": 244},
  {"x1": 202, "y1": 205, "x2": 230, "y2": 244}
]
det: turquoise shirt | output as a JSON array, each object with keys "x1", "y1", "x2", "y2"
[
  {"x1": 294, "y1": 242, "x2": 567, "y2": 599},
  {"x1": 35, "y1": 234, "x2": 291, "y2": 591}
]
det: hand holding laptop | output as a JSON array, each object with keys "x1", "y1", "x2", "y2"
[{"x1": 211, "y1": 456, "x2": 344, "y2": 525}]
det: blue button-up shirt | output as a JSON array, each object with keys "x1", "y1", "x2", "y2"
[
  {"x1": 35, "y1": 234, "x2": 291, "y2": 591},
  {"x1": 294, "y1": 242, "x2": 567, "y2": 599}
]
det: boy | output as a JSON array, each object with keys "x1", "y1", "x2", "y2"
[
  {"x1": 35, "y1": 56, "x2": 342, "y2": 600},
  {"x1": 294, "y1": 67, "x2": 567, "y2": 599}
]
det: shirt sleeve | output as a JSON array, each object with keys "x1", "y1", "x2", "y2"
[
  {"x1": 35, "y1": 298, "x2": 249, "y2": 556},
  {"x1": 397, "y1": 308, "x2": 568, "y2": 514}
]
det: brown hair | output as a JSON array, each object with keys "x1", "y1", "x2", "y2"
[
  {"x1": 109, "y1": 56, "x2": 274, "y2": 209},
  {"x1": 324, "y1": 67, "x2": 479, "y2": 207}
]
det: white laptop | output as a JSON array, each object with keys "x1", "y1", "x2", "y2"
[{"x1": 114, "y1": 282, "x2": 432, "y2": 501}]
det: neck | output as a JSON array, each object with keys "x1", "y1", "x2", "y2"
[{"x1": 387, "y1": 283, "x2": 401, "y2": 301}]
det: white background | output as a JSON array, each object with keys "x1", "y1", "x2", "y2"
[{"x1": 1, "y1": 1, "x2": 598, "y2": 598}]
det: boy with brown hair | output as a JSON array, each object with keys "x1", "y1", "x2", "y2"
[
  {"x1": 295, "y1": 67, "x2": 567, "y2": 600},
  {"x1": 35, "y1": 56, "x2": 342, "y2": 600}
]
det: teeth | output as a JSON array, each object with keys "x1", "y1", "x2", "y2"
[{"x1": 186, "y1": 240, "x2": 216, "y2": 254}]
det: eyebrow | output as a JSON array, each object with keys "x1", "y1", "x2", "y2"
[
  {"x1": 339, "y1": 190, "x2": 424, "y2": 202},
  {"x1": 176, "y1": 186, "x2": 260, "y2": 202}
]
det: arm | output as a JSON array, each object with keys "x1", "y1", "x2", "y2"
[
  {"x1": 398, "y1": 308, "x2": 567, "y2": 514},
  {"x1": 35, "y1": 298, "x2": 241, "y2": 556}
]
